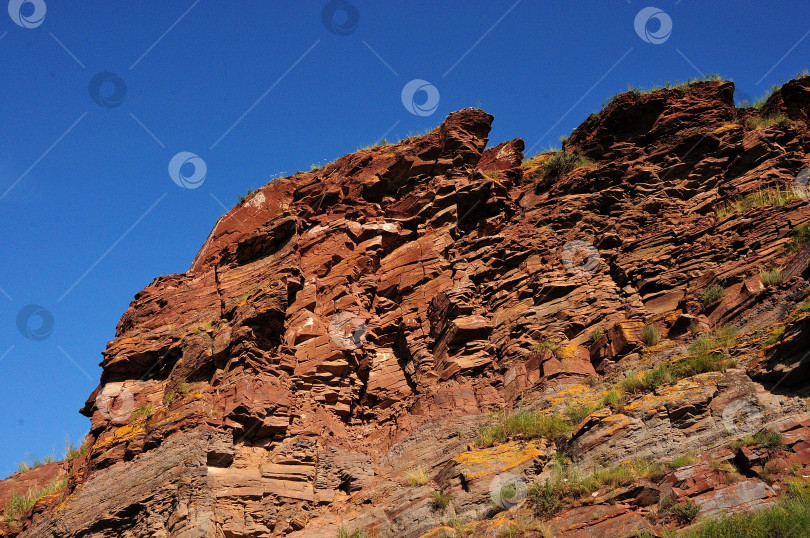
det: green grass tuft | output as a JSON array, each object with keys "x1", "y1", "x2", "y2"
[
  {"x1": 538, "y1": 149, "x2": 592, "y2": 179},
  {"x1": 336, "y1": 528, "x2": 370, "y2": 538},
  {"x1": 680, "y1": 479, "x2": 810, "y2": 537},
  {"x1": 697, "y1": 285, "x2": 726, "y2": 308},
  {"x1": 640, "y1": 324, "x2": 661, "y2": 346},
  {"x1": 671, "y1": 499, "x2": 700, "y2": 524},
  {"x1": 530, "y1": 340, "x2": 563, "y2": 358},
  {"x1": 745, "y1": 114, "x2": 791, "y2": 130},
  {"x1": 715, "y1": 186, "x2": 800, "y2": 219},
  {"x1": 730, "y1": 430, "x2": 784, "y2": 451},
  {"x1": 3, "y1": 478, "x2": 66, "y2": 523},
  {"x1": 476, "y1": 409, "x2": 572, "y2": 448},
  {"x1": 431, "y1": 491, "x2": 451, "y2": 510},
  {"x1": 760, "y1": 267, "x2": 784, "y2": 286}
]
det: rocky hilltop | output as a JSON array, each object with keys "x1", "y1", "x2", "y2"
[{"x1": 3, "y1": 76, "x2": 810, "y2": 537}]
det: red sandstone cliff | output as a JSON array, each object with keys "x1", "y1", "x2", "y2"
[{"x1": 3, "y1": 76, "x2": 810, "y2": 537}]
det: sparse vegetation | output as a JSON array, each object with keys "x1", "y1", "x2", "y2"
[
  {"x1": 715, "y1": 186, "x2": 800, "y2": 219},
  {"x1": 65, "y1": 436, "x2": 87, "y2": 461},
  {"x1": 529, "y1": 340, "x2": 563, "y2": 359},
  {"x1": 600, "y1": 388, "x2": 626, "y2": 412},
  {"x1": 708, "y1": 457, "x2": 742, "y2": 484},
  {"x1": 669, "y1": 454, "x2": 698, "y2": 469},
  {"x1": 590, "y1": 328, "x2": 604, "y2": 342},
  {"x1": 688, "y1": 325, "x2": 736, "y2": 356},
  {"x1": 640, "y1": 324, "x2": 662, "y2": 346},
  {"x1": 404, "y1": 467, "x2": 430, "y2": 487},
  {"x1": 670, "y1": 499, "x2": 700, "y2": 524},
  {"x1": 762, "y1": 325, "x2": 786, "y2": 347},
  {"x1": 697, "y1": 285, "x2": 726, "y2": 308},
  {"x1": 130, "y1": 403, "x2": 154, "y2": 422},
  {"x1": 537, "y1": 149, "x2": 592, "y2": 179},
  {"x1": 177, "y1": 382, "x2": 191, "y2": 396},
  {"x1": 627, "y1": 74, "x2": 724, "y2": 96},
  {"x1": 730, "y1": 430, "x2": 784, "y2": 451},
  {"x1": 164, "y1": 391, "x2": 177, "y2": 406},
  {"x1": 618, "y1": 341, "x2": 732, "y2": 395},
  {"x1": 528, "y1": 457, "x2": 668, "y2": 520},
  {"x1": 16, "y1": 453, "x2": 54, "y2": 474},
  {"x1": 785, "y1": 223, "x2": 810, "y2": 254},
  {"x1": 3, "y1": 477, "x2": 66, "y2": 523},
  {"x1": 760, "y1": 459, "x2": 787, "y2": 484},
  {"x1": 237, "y1": 189, "x2": 254, "y2": 203},
  {"x1": 745, "y1": 114, "x2": 790, "y2": 130},
  {"x1": 760, "y1": 267, "x2": 784, "y2": 286},
  {"x1": 680, "y1": 480, "x2": 810, "y2": 537},
  {"x1": 475, "y1": 409, "x2": 571, "y2": 448},
  {"x1": 431, "y1": 491, "x2": 451, "y2": 510},
  {"x1": 336, "y1": 527, "x2": 370, "y2": 538}
]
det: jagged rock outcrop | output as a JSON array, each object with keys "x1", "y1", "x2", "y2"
[{"x1": 4, "y1": 76, "x2": 810, "y2": 537}]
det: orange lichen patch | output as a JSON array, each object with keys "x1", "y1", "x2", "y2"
[
  {"x1": 545, "y1": 383, "x2": 603, "y2": 410},
  {"x1": 418, "y1": 526, "x2": 457, "y2": 538},
  {"x1": 571, "y1": 407, "x2": 611, "y2": 437},
  {"x1": 713, "y1": 122, "x2": 742, "y2": 134},
  {"x1": 558, "y1": 343, "x2": 578, "y2": 360},
  {"x1": 598, "y1": 414, "x2": 632, "y2": 438},
  {"x1": 645, "y1": 339, "x2": 676, "y2": 354},
  {"x1": 454, "y1": 440, "x2": 548, "y2": 479},
  {"x1": 91, "y1": 397, "x2": 206, "y2": 452},
  {"x1": 622, "y1": 372, "x2": 724, "y2": 417},
  {"x1": 92, "y1": 422, "x2": 146, "y2": 451},
  {"x1": 104, "y1": 335, "x2": 143, "y2": 352}
]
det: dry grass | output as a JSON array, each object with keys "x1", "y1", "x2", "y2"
[
  {"x1": 3, "y1": 478, "x2": 66, "y2": 523},
  {"x1": 715, "y1": 186, "x2": 800, "y2": 219},
  {"x1": 404, "y1": 467, "x2": 430, "y2": 487},
  {"x1": 640, "y1": 324, "x2": 662, "y2": 346},
  {"x1": 745, "y1": 114, "x2": 790, "y2": 130},
  {"x1": 760, "y1": 267, "x2": 784, "y2": 286}
]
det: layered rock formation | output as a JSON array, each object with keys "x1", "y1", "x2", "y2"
[{"x1": 3, "y1": 76, "x2": 810, "y2": 537}]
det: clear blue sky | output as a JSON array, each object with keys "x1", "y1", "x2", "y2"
[{"x1": 0, "y1": 0, "x2": 807, "y2": 476}]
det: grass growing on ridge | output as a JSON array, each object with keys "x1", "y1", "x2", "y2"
[
  {"x1": 475, "y1": 409, "x2": 571, "y2": 448},
  {"x1": 760, "y1": 267, "x2": 784, "y2": 286},
  {"x1": 641, "y1": 324, "x2": 662, "y2": 346},
  {"x1": 539, "y1": 149, "x2": 592, "y2": 179},
  {"x1": 336, "y1": 528, "x2": 370, "y2": 538},
  {"x1": 785, "y1": 223, "x2": 810, "y2": 254},
  {"x1": 697, "y1": 284, "x2": 726, "y2": 309},
  {"x1": 730, "y1": 430, "x2": 783, "y2": 451},
  {"x1": 404, "y1": 467, "x2": 430, "y2": 487},
  {"x1": 619, "y1": 330, "x2": 734, "y2": 395},
  {"x1": 715, "y1": 186, "x2": 801, "y2": 219},
  {"x1": 3, "y1": 478, "x2": 66, "y2": 523},
  {"x1": 530, "y1": 340, "x2": 563, "y2": 358},
  {"x1": 679, "y1": 479, "x2": 810, "y2": 537},
  {"x1": 16, "y1": 453, "x2": 54, "y2": 474},
  {"x1": 529, "y1": 457, "x2": 668, "y2": 519},
  {"x1": 745, "y1": 114, "x2": 790, "y2": 130}
]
